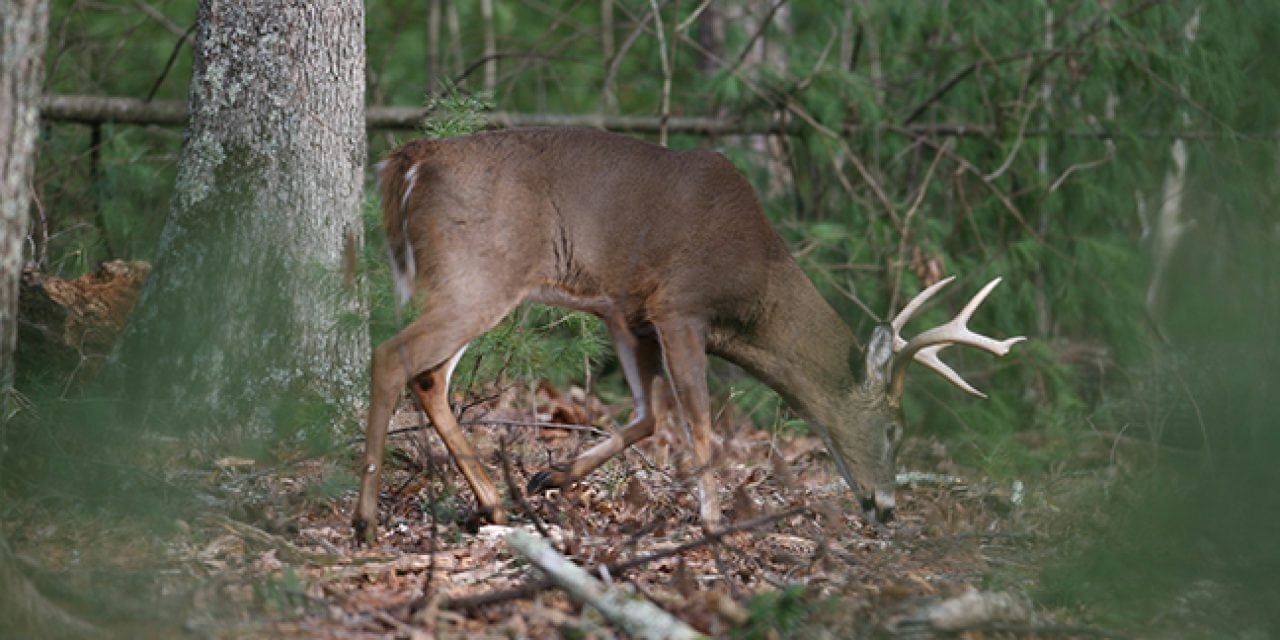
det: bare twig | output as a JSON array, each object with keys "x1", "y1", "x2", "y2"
[
  {"x1": 462, "y1": 417, "x2": 609, "y2": 437},
  {"x1": 498, "y1": 434, "x2": 554, "y2": 540},
  {"x1": 131, "y1": 0, "x2": 188, "y2": 38},
  {"x1": 984, "y1": 91, "x2": 1041, "y2": 182},
  {"x1": 143, "y1": 21, "x2": 195, "y2": 102},
  {"x1": 1046, "y1": 151, "x2": 1113, "y2": 193},
  {"x1": 889, "y1": 124, "x2": 1042, "y2": 242},
  {"x1": 890, "y1": 138, "x2": 950, "y2": 311},
  {"x1": 727, "y1": 0, "x2": 789, "y2": 75},
  {"x1": 902, "y1": 46, "x2": 1074, "y2": 127},
  {"x1": 647, "y1": 0, "x2": 673, "y2": 145}
]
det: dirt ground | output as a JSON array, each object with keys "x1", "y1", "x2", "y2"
[{"x1": 5, "y1": 385, "x2": 1122, "y2": 639}]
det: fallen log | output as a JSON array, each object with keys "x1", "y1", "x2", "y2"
[{"x1": 17, "y1": 260, "x2": 148, "y2": 389}]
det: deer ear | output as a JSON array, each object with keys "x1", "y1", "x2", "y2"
[{"x1": 863, "y1": 323, "x2": 895, "y2": 391}]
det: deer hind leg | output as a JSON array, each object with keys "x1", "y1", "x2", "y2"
[
  {"x1": 353, "y1": 294, "x2": 518, "y2": 544},
  {"x1": 654, "y1": 319, "x2": 721, "y2": 528},
  {"x1": 527, "y1": 318, "x2": 663, "y2": 493}
]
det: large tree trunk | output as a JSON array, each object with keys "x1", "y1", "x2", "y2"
[{"x1": 116, "y1": 0, "x2": 368, "y2": 426}]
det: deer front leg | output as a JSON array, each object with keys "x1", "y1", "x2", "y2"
[
  {"x1": 522, "y1": 312, "x2": 660, "y2": 491},
  {"x1": 655, "y1": 319, "x2": 720, "y2": 528},
  {"x1": 528, "y1": 320, "x2": 662, "y2": 493}
]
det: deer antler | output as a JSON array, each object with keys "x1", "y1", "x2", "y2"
[{"x1": 888, "y1": 276, "x2": 1025, "y2": 400}]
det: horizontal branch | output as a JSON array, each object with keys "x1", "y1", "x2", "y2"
[
  {"x1": 37, "y1": 94, "x2": 1267, "y2": 140},
  {"x1": 37, "y1": 94, "x2": 777, "y2": 135}
]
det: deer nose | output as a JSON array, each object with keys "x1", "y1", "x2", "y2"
[
  {"x1": 859, "y1": 490, "x2": 897, "y2": 524},
  {"x1": 874, "y1": 490, "x2": 896, "y2": 523}
]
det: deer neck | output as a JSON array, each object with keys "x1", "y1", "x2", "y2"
[{"x1": 712, "y1": 260, "x2": 860, "y2": 427}]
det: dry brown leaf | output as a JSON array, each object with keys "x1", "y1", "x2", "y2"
[{"x1": 731, "y1": 484, "x2": 758, "y2": 521}]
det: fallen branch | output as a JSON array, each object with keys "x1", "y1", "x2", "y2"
[
  {"x1": 507, "y1": 529, "x2": 707, "y2": 640},
  {"x1": 203, "y1": 515, "x2": 337, "y2": 565},
  {"x1": 444, "y1": 506, "x2": 806, "y2": 611},
  {"x1": 886, "y1": 591, "x2": 1034, "y2": 638},
  {"x1": 461, "y1": 417, "x2": 609, "y2": 437}
]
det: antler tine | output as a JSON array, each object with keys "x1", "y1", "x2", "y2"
[
  {"x1": 888, "y1": 277, "x2": 1026, "y2": 399},
  {"x1": 890, "y1": 275, "x2": 955, "y2": 342},
  {"x1": 913, "y1": 344, "x2": 986, "y2": 397}
]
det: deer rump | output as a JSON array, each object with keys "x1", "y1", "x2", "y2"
[{"x1": 376, "y1": 127, "x2": 786, "y2": 328}]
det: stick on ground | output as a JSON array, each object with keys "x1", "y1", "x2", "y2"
[{"x1": 507, "y1": 529, "x2": 706, "y2": 640}]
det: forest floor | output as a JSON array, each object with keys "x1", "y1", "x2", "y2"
[{"x1": 5, "y1": 383, "x2": 1136, "y2": 639}]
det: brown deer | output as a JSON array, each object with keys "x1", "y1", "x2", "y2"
[{"x1": 352, "y1": 127, "x2": 1023, "y2": 543}]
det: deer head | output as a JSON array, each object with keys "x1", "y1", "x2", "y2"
[{"x1": 820, "y1": 276, "x2": 1025, "y2": 523}]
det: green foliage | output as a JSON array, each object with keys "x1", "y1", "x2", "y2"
[
  {"x1": 1038, "y1": 196, "x2": 1280, "y2": 634},
  {"x1": 256, "y1": 566, "x2": 312, "y2": 614},
  {"x1": 420, "y1": 86, "x2": 495, "y2": 139},
  {"x1": 304, "y1": 464, "x2": 358, "y2": 501},
  {"x1": 732, "y1": 585, "x2": 831, "y2": 640},
  {"x1": 1040, "y1": 458, "x2": 1280, "y2": 634},
  {"x1": 453, "y1": 304, "x2": 610, "y2": 399}
]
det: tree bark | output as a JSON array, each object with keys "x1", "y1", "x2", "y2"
[
  {"x1": 1146, "y1": 8, "x2": 1201, "y2": 326},
  {"x1": 426, "y1": 0, "x2": 441, "y2": 93},
  {"x1": 480, "y1": 0, "x2": 497, "y2": 92},
  {"x1": 115, "y1": 0, "x2": 368, "y2": 426},
  {"x1": 1, "y1": 0, "x2": 48, "y2": 394},
  {"x1": 1, "y1": 2, "x2": 100, "y2": 636}
]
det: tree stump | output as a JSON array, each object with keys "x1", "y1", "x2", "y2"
[{"x1": 17, "y1": 260, "x2": 149, "y2": 390}]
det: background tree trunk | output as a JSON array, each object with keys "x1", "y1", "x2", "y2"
[
  {"x1": 1, "y1": 0, "x2": 48, "y2": 394},
  {"x1": 116, "y1": 0, "x2": 368, "y2": 427},
  {"x1": 2, "y1": 2, "x2": 98, "y2": 636}
]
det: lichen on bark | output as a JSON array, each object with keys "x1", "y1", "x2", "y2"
[{"x1": 114, "y1": 0, "x2": 368, "y2": 433}]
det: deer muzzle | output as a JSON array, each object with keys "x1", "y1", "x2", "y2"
[{"x1": 859, "y1": 489, "x2": 896, "y2": 524}]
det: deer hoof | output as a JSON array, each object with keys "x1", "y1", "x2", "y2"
[
  {"x1": 526, "y1": 468, "x2": 567, "y2": 494},
  {"x1": 463, "y1": 505, "x2": 509, "y2": 532},
  {"x1": 352, "y1": 517, "x2": 375, "y2": 546}
]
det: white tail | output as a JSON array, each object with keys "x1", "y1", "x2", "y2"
[{"x1": 352, "y1": 128, "x2": 1024, "y2": 543}]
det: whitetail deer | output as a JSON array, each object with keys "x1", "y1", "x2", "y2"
[{"x1": 352, "y1": 127, "x2": 1023, "y2": 543}]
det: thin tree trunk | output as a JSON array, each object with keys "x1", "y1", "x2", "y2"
[
  {"x1": 426, "y1": 0, "x2": 441, "y2": 93},
  {"x1": 600, "y1": 0, "x2": 617, "y2": 113},
  {"x1": 115, "y1": 0, "x2": 368, "y2": 427},
  {"x1": 1034, "y1": 4, "x2": 1055, "y2": 336},
  {"x1": 1147, "y1": 8, "x2": 1201, "y2": 324},
  {"x1": 724, "y1": 0, "x2": 791, "y2": 197},
  {"x1": 1, "y1": 2, "x2": 99, "y2": 636},
  {"x1": 0, "y1": 0, "x2": 48, "y2": 394},
  {"x1": 480, "y1": 0, "x2": 497, "y2": 93},
  {"x1": 446, "y1": 0, "x2": 463, "y2": 80}
]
